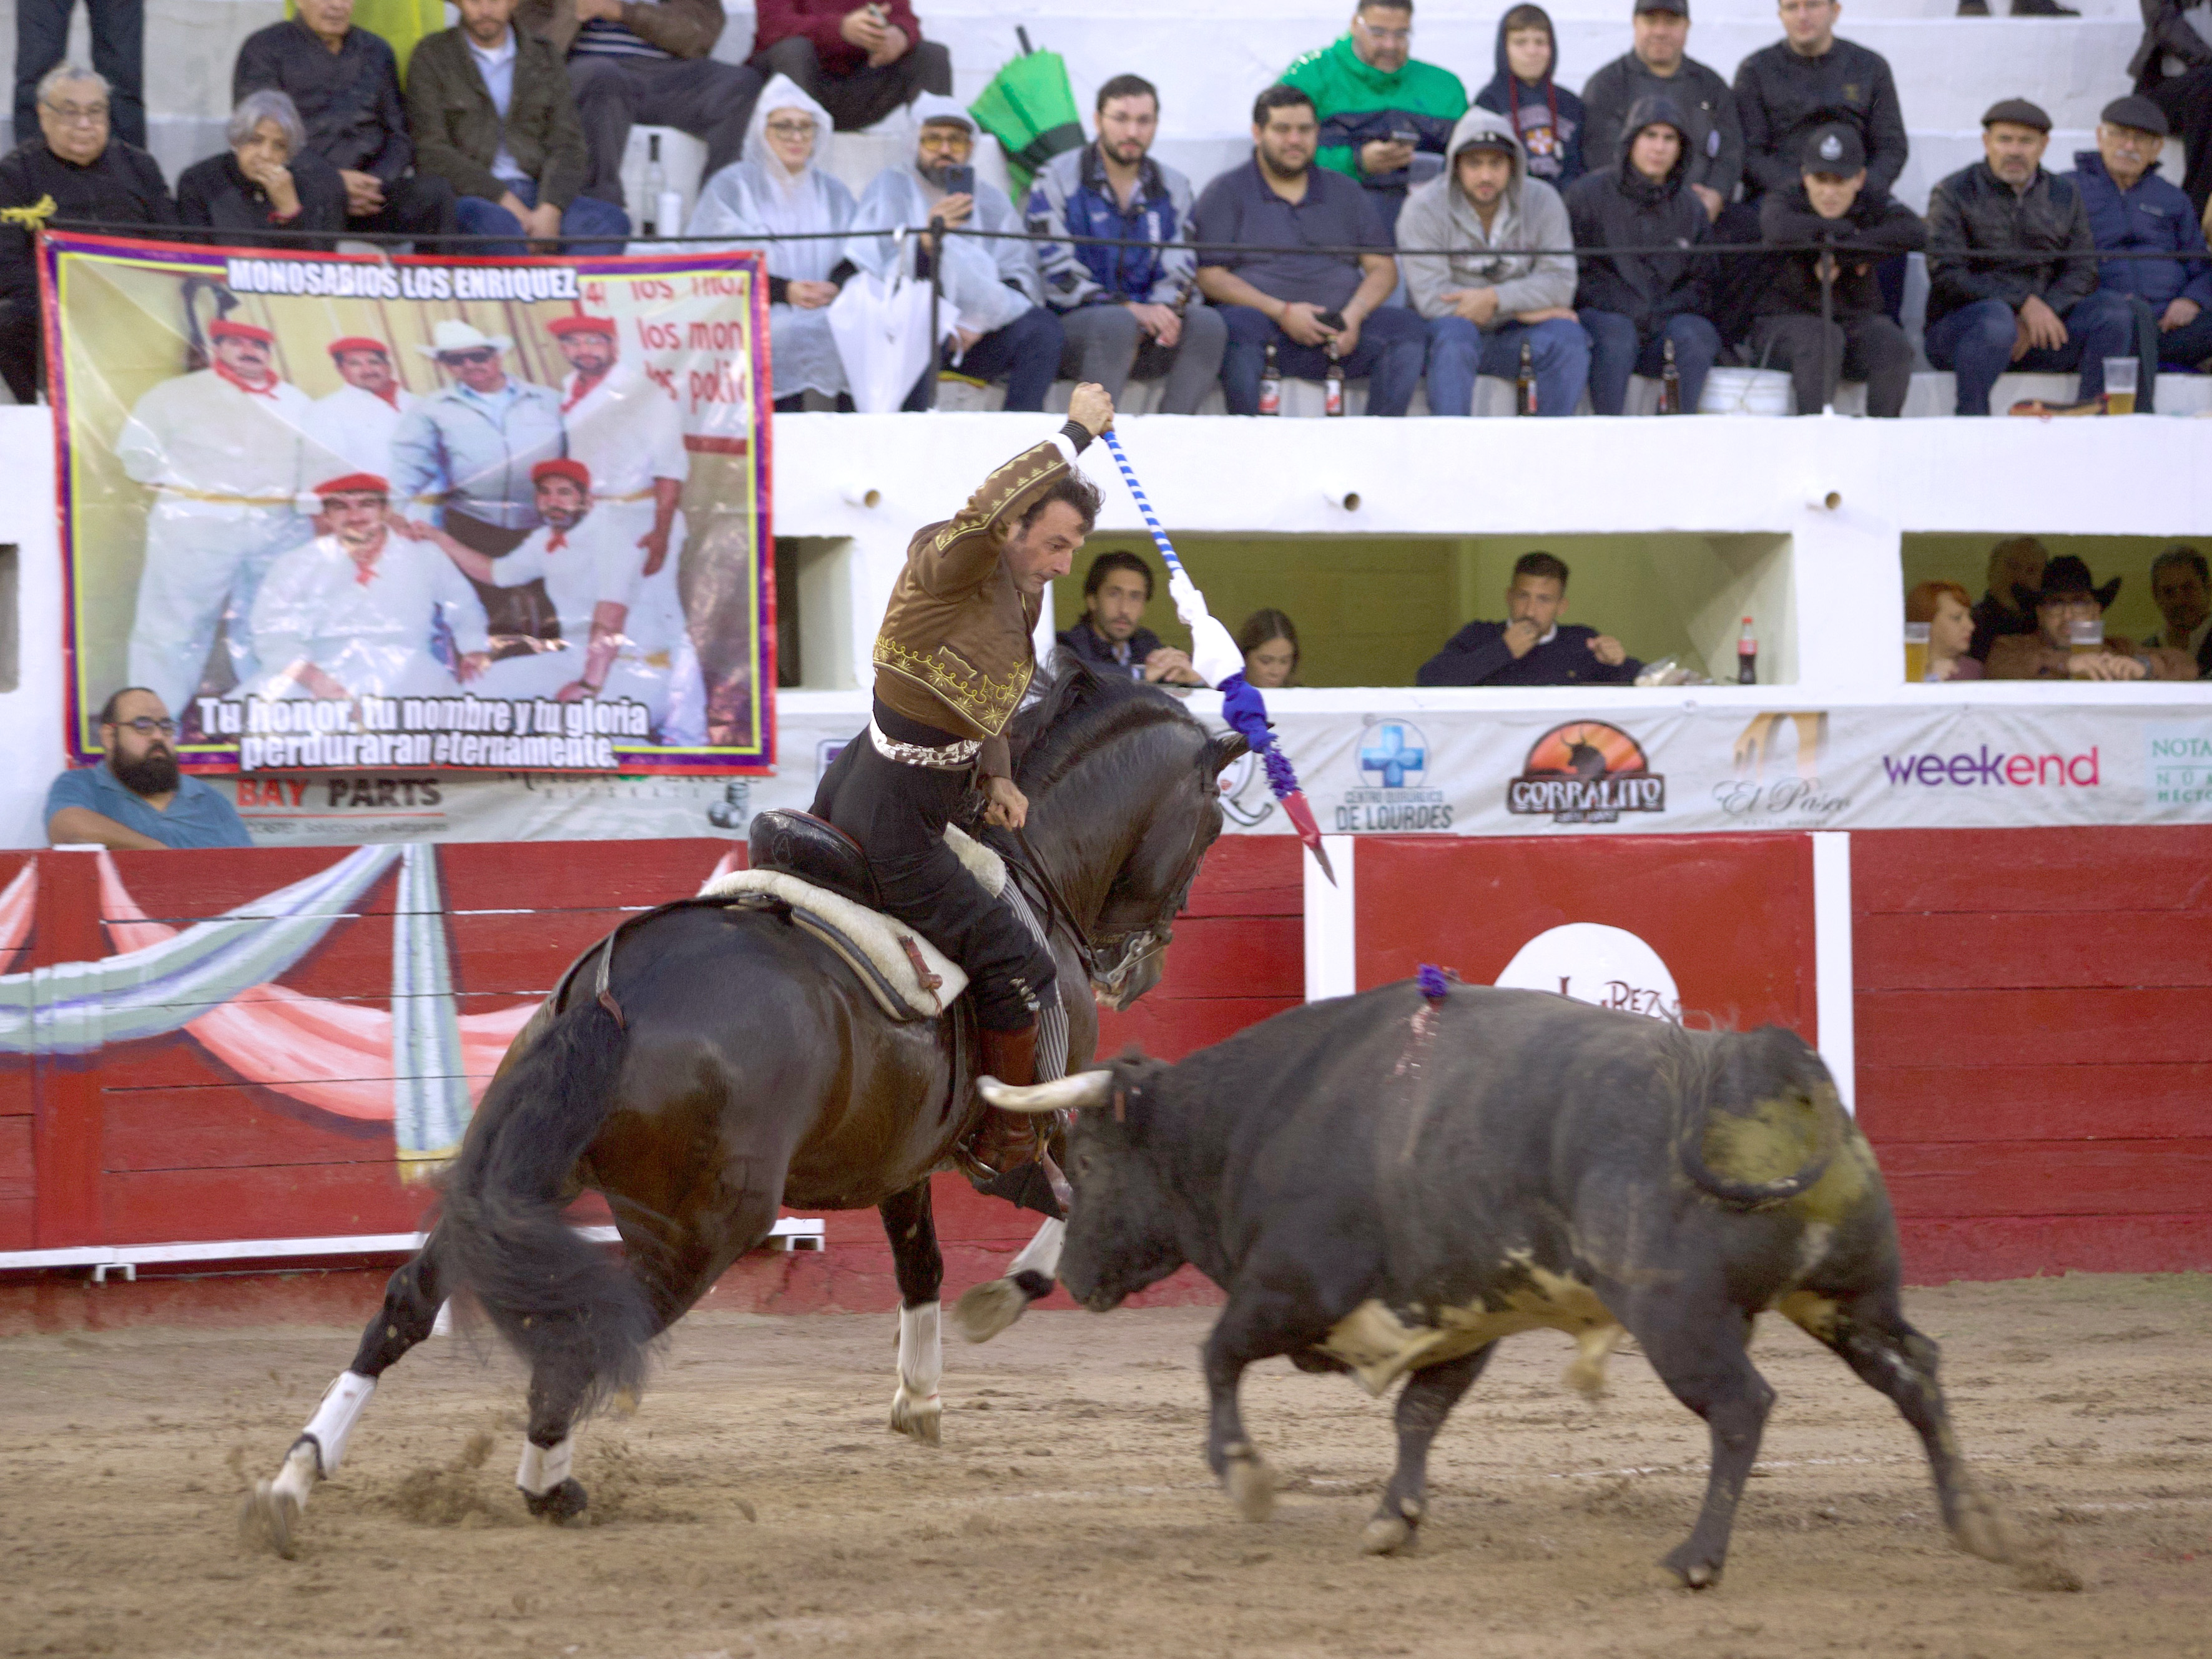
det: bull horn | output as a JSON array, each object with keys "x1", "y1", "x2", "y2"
[{"x1": 978, "y1": 1070, "x2": 1115, "y2": 1114}]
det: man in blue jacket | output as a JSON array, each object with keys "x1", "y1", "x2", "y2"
[
  {"x1": 1415, "y1": 552, "x2": 1643, "y2": 686},
  {"x1": 2068, "y1": 95, "x2": 2212, "y2": 373}
]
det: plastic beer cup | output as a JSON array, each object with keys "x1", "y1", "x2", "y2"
[
  {"x1": 1904, "y1": 622, "x2": 1930, "y2": 682},
  {"x1": 2104, "y1": 357, "x2": 2138, "y2": 415}
]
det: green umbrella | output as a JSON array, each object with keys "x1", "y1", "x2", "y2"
[{"x1": 968, "y1": 32, "x2": 1084, "y2": 197}]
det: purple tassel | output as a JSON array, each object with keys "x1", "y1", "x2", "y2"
[{"x1": 1417, "y1": 963, "x2": 1451, "y2": 1002}]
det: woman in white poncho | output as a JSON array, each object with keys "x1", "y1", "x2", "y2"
[{"x1": 687, "y1": 75, "x2": 856, "y2": 408}]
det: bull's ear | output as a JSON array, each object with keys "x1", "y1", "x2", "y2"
[{"x1": 1207, "y1": 731, "x2": 1250, "y2": 775}]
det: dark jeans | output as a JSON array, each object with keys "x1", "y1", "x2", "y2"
[
  {"x1": 14, "y1": 0, "x2": 144, "y2": 150},
  {"x1": 0, "y1": 294, "x2": 38, "y2": 403},
  {"x1": 1923, "y1": 290, "x2": 2141, "y2": 415},
  {"x1": 1055, "y1": 302, "x2": 1228, "y2": 413},
  {"x1": 1422, "y1": 314, "x2": 1588, "y2": 417},
  {"x1": 812, "y1": 712, "x2": 1057, "y2": 1031},
  {"x1": 2155, "y1": 301, "x2": 2212, "y2": 370},
  {"x1": 452, "y1": 177, "x2": 630, "y2": 255},
  {"x1": 345, "y1": 172, "x2": 458, "y2": 245},
  {"x1": 568, "y1": 54, "x2": 764, "y2": 209},
  {"x1": 1217, "y1": 303, "x2": 1427, "y2": 416},
  {"x1": 2145, "y1": 66, "x2": 2212, "y2": 218},
  {"x1": 1581, "y1": 309, "x2": 1720, "y2": 414},
  {"x1": 1751, "y1": 310, "x2": 1914, "y2": 416},
  {"x1": 747, "y1": 34, "x2": 951, "y2": 133},
  {"x1": 902, "y1": 305, "x2": 1063, "y2": 411}
]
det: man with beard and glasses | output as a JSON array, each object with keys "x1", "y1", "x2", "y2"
[{"x1": 45, "y1": 688, "x2": 251, "y2": 850}]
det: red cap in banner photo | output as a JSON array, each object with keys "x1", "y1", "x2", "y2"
[
  {"x1": 326, "y1": 335, "x2": 391, "y2": 358},
  {"x1": 314, "y1": 472, "x2": 391, "y2": 497},
  {"x1": 547, "y1": 314, "x2": 617, "y2": 337},
  {"x1": 531, "y1": 458, "x2": 592, "y2": 490},
  {"x1": 210, "y1": 318, "x2": 275, "y2": 344}
]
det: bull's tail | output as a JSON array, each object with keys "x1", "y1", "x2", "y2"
[
  {"x1": 439, "y1": 1000, "x2": 657, "y2": 1415},
  {"x1": 1672, "y1": 1028, "x2": 1842, "y2": 1211}
]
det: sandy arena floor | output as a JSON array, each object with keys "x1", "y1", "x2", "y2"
[{"x1": 1, "y1": 1273, "x2": 2206, "y2": 1659}]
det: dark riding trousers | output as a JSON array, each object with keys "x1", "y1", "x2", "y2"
[{"x1": 812, "y1": 698, "x2": 1059, "y2": 1033}]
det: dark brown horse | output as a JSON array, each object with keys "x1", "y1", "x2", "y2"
[{"x1": 245, "y1": 665, "x2": 1245, "y2": 1553}]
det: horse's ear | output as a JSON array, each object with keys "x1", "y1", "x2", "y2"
[{"x1": 1206, "y1": 730, "x2": 1250, "y2": 775}]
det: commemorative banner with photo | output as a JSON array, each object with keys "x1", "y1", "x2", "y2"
[{"x1": 42, "y1": 231, "x2": 774, "y2": 775}]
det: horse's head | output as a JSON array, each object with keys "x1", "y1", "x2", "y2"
[{"x1": 1016, "y1": 659, "x2": 1251, "y2": 1012}]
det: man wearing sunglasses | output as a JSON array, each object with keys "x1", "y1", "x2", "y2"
[{"x1": 44, "y1": 689, "x2": 252, "y2": 850}]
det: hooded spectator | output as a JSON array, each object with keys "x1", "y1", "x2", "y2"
[
  {"x1": 1581, "y1": 0, "x2": 1742, "y2": 222},
  {"x1": 2067, "y1": 95, "x2": 2212, "y2": 373},
  {"x1": 1398, "y1": 106, "x2": 1587, "y2": 416},
  {"x1": 1025, "y1": 74, "x2": 1228, "y2": 415},
  {"x1": 1752, "y1": 122, "x2": 1924, "y2": 416},
  {"x1": 1985, "y1": 555, "x2": 2198, "y2": 681},
  {"x1": 2128, "y1": 0, "x2": 2212, "y2": 219},
  {"x1": 232, "y1": 0, "x2": 458, "y2": 245},
  {"x1": 1279, "y1": 0, "x2": 1470, "y2": 233},
  {"x1": 1473, "y1": 4, "x2": 1585, "y2": 190},
  {"x1": 847, "y1": 93, "x2": 1062, "y2": 411},
  {"x1": 1925, "y1": 98, "x2": 2150, "y2": 416},
  {"x1": 689, "y1": 75, "x2": 858, "y2": 409},
  {"x1": 0, "y1": 64, "x2": 175, "y2": 403},
  {"x1": 1732, "y1": 0, "x2": 1907, "y2": 203},
  {"x1": 748, "y1": 0, "x2": 951, "y2": 133},
  {"x1": 177, "y1": 89, "x2": 349, "y2": 250},
  {"x1": 1565, "y1": 92, "x2": 1719, "y2": 413}
]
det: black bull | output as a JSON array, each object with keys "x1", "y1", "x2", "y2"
[{"x1": 985, "y1": 981, "x2": 2019, "y2": 1587}]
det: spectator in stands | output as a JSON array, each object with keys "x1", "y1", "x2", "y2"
[
  {"x1": 1474, "y1": 6, "x2": 1584, "y2": 191},
  {"x1": 518, "y1": 0, "x2": 762, "y2": 218},
  {"x1": 2070, "y1": 96, "x2": 2212, "y2": 375},
  {"x1": 0, "y1": 65, "x2": 174, "y2": 404},
  {"x1": 233, "y1": 0, "x2": 458, "y2": 245},
  {"x1": 44, "y1": 689, "x2": 251, "y2": 850},
  {"x1": 1025, "y1": 74, "x2": 1228, "y2": 415},
  {"x1": 1279, "y1": 0, "x2": 1469, "y2": 234},
  {"x1": 1398, "y1": 109, "x2": 1587, "y2": 418},
  {"x1": 1752, "y1": 122, "x2": 1923, "y2": 416},
  {"x1": 1237, "y1": 608, "x2": 1301, "y2": 687},
  {"x1": 2130, "y1": 0, "x2": 2212, "y2": 219},
  {"x1": 1416, "y1": 551, "x2": 1643, "y2": 685},
  {"x1": 14, "y1": 0, "x2": 144, "y2": 153},
  {"x1": 1985, "y1": 555, "x2": 2197, "y2": 679},
  {"x1": 1192, "y1": 84, "x2": 1426, "y2": 417},
  {"x1": 1733, "y1": 0, "x2": 1907, "y2": 205},
  {"x1": 1925, "y1": 100, "x2": 2148, "y2": 416},
  {"x1": 1968, "y1": 535, "x2": 2047, "y2": 661},
  {"x1": 1057, "y1": 552, "x2": 1203, "y2": 684},
  {"x1": 690, "y1": 77, "x2": 857, "y2": 410},
  {"x1": 1581, "y1": 0, "x2": 1742, "y2": 225},
  {"x1": 848, "y1": 94, "x2": 1061, "y2": 411},
  {"x1": 177, "y1": 90, "x2": 348, "y2": 249},
  {"x1": 749, "y1": 0, "x2": 950, "y2": 134},
  {"x1": 1905, "y1": 579, "x2": 1982, "y2": 682},
  {"x1": 2148, "y1": 544, "x2": 2211, "y2": 675},
  {"x1": 1566, "y1": 96, "x2": 1719, "y2": 415},
  {"x1": 406, "y1": 0, "x2": 630, "y2": 254}
]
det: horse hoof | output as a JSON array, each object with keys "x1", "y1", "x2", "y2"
[
  {"x1": 1661, "y1": 1542, "x2": 1719, "y2": 1590},
  {"x1": 243, "y1": 1480, "x2": 301, "y2": 1560},
  {"x1": 1952, "y1": 1489, "x2": 2016, "y2": 1565},
  {"x1": 523, "y1": 1478, "x2": 589, "y2": 1524},
  {"x1": 890, "y1": 1391, "x2": 942, "y2": 1447},
  {"x1": 951, "y1": 1278, "x2": 1028, "y2": 1344},
  {"x1": 1222, "y1": 1448, "x2": 1276, "y2": 1523},
  {"x1": 1361, "y1": 1515, "x2": 1414, "y2": 1556}
]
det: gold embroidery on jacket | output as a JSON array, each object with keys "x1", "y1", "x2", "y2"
[{"x1": 873, "y1": 635, "x2": 1033, "y2": 734}]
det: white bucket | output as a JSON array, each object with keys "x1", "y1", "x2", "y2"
[{"x1": 1698, "y1": 366, "x2": 1794, "y2": 416}]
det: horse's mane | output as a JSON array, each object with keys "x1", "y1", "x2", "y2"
[{"x1": 1015, "y1": 650, "x2": 1206, "y2": 797}]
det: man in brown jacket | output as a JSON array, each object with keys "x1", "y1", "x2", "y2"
[
  {"x1": 810, "y1": 383, "x2": 1116, "y2": 1173},
  {"x1": 518, "y1": 0, "x2": 763, "y2": 217},
  {"x1": 406, "y1": 0, "x2": 629, "y2": 251}
]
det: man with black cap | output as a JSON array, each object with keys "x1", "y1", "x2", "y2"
[
  {"x1": 1751, "y1": 121, "x2": 1923, "y2": 415},
  {"x1": 2068, "y1": 95, "x2": 2212, "y2": 373},
  {"x1": 2128, "y1": 0, "x2": 2212, "y2": 218},
  {"x1": 1924, "y1": 97, "x2": 2148, "y2": 416},
  {"x1": 1581, "y1": 0, "x2": 1742, "y2": 224},
  {"x1": 1985, "y1": 556, "x2": 2196, "y2": 681}
]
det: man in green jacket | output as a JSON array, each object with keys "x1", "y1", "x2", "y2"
[
  {"x1": 1280, "y1": 0, "x2": 1468, "y2": 232},
  {"x1": 406, "y1": 0, "x2": 630, "y2": 251}
]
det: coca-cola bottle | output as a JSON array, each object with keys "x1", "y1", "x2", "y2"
[{"x1": 1736, "y1": 617, "x2": 1758, "y2": 684}]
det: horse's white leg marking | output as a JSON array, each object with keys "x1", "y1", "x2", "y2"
[
  {"x1": 247, "y1": 1370, "x2": 375, "y2": 1557},
  {"x1": 302, "y1": 1371, "x2": 377, "y2": 1475},
  {"x1": 890, "y1": 1300, "x2": 943, "y2": 1445},
  {"x1": 1010, "y1": 1216, "x2": 1064, "y2": 1281},
  {"x1": 516, "y1": 1435, "x2": 576, "y2": 1497},
  {"x1": 953, "y1": 1218, "x2": 1062, "y2": 1344}
]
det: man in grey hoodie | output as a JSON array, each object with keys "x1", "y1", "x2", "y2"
[{"x1": 1398, "y1": 107, "x2": 1586, "y2": 415}]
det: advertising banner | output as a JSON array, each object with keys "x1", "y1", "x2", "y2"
[{"x1": 42, "y1": 231, "x2": 774, "y2": 775}]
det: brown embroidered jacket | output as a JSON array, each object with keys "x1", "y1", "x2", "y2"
[{"x1": 873, "y1": 438, "x2": 1076, "y2": 777}]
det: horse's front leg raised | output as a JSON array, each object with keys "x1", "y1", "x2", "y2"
[{"x1": 880, "y1": 1180, "x2": 943, "y2": 1445}]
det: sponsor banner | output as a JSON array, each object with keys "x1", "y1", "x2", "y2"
[
  {"x1": 211, "y1": 699, "x2": 2212, "y2": 845},
  {"x1": 43, "y1": 232, "x2": 774, "y2": 776}
]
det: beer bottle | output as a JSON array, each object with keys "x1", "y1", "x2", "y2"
[
  {"x1": 1516, "y1": 339, "x2": 1537, "y2": 416},
  {"x1": 1736, "y1": 617, "x2": 1758, "y2": 684},
  {"x1": 1259, "y1": 342, "x2": 1282, "y2": 416},
  {"x1": 1658, "y1": 337, "x2": 1681, "y2": 415},
  {"x1": 1323, "y1": 348, "x2": 1346, "y2": 417}
]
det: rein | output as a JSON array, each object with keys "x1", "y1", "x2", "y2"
[{"x1": 1006, "y1": 824, "x2": 1096, "y2": 978}]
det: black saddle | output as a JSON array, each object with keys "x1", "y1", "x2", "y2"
[{"x1": 747, "y1": 809, "x2": 883, "y2": 909}]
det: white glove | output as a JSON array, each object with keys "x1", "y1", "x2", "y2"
[{"x1": 1167, "y1": 570, "x2": 1247, "y2": 688}]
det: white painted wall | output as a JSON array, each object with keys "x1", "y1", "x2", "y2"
[{"x1": 0, "y1": 412, "x2": 69, "y2": 850}]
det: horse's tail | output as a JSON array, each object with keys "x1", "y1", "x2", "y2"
[{"x1": 439, "y1": 998, "x2": 657, "y2": 1415}]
